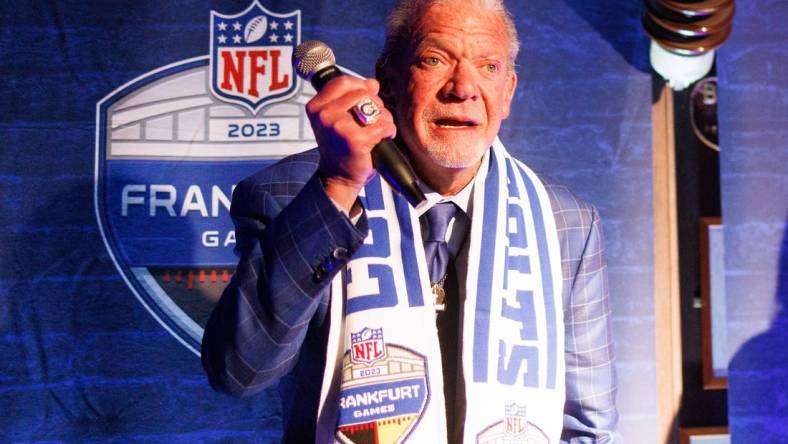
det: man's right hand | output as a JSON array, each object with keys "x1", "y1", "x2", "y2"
[{"x1": 305, "y1": 76, "x2": 396, "y2": 213}]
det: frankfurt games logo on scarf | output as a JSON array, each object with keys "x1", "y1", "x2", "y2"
[
  {"x1": 337, "y1": 328, "x2": 430, "y2": 444},
  {"x1": 94, "y1": 1, "x2": 355, "y2": 355}
]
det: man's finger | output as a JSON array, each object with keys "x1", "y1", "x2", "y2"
[
  {"x1": 310, "y1": 89, "x2": 391, "y2": 130},
  {"x1": 306, "y1": 76, "x2": 371, "y2": 111}
]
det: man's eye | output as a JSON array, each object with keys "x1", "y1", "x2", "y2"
[
  {"x1": 485, "y1": 63, "x2": 499, "y2": 73},
  {"x1": 424, "y1": 57, "x2": 440, "y2": 66}
]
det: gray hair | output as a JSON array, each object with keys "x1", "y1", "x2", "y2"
[{"x1": 375, "y1": 0, "x2": 520, "y2": 83}]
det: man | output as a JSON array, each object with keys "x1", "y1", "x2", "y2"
[{"x1": 202, "y1": 0, "x2": 618, "y2": 442}]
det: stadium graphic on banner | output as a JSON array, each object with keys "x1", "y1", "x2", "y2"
[{"x1": 94, "y1": 1, "x2": 355, "y2": 354}]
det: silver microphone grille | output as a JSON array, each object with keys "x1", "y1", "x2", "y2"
[{"x1": 293, "y1": 40, "x2": 336, "y2": 80}]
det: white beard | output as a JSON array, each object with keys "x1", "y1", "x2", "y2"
[{"x1": 423, "y1": 140, "x2": 488, "y2": 169}]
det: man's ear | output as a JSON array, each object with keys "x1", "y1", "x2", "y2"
[
  {"x1": 379, "y1": 80, "x2": 397, "y2": 110},
  {"x1": 375, "y1": 60, "x2": 397, "y2": 110},
  {"x1": 501, "y1": 70, "x2": 518, "y2": 119}
]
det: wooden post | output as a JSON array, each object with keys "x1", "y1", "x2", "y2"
[{"x1": 652, "y1": 83, "x2": 683, "y2": 444}]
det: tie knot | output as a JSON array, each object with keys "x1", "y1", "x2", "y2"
[{"x1": 425, "y1": 202, "x2": 457, "y2": 243}]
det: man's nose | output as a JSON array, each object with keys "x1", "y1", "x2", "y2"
[{"x1": 441, "y1": 61, "x2": 479, "y2": 101}]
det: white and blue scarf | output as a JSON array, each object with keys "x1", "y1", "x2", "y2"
[{"x1": 316, "y1": 139, "x2": 565, "y2": 444}]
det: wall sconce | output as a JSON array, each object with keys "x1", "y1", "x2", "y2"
[{"x1": 643, "y1": 0, "x2": 735, "y2": 90}]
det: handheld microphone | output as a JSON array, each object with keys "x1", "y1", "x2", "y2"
[{"x1": 293, "y1": 40, "x2": 427, "y2": 209}]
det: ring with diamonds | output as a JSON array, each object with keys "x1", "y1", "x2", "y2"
[{"x1": 351, "y1": 98, "x2": 381, "y2": 126}]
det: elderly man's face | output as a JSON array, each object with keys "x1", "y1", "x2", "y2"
[{"x1": 390, "y1": 2, "x2": 517, "y2": 171}]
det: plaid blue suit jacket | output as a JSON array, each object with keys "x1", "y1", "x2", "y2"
[{"x1": 202, "y1": 149, "x2": 618, "y2": 443}]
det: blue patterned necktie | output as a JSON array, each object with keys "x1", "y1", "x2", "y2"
[
  {"x1": 423, "y1": 201, "x2": 457, "y2": 285},
  {"x1": 423, "y1": 201, "x2": 465, "y2": 440}
]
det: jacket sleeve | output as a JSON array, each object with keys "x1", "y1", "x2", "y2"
[
  {"x1": 560, "y1": 206, "x2": 621, "y2": 443},
  {"x1": 200, "y1": 171, "x2": 368, "y2": 398}
]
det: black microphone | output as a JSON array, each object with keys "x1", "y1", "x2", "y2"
[{"x1": 293, "y1": 40, "x2": 427, "y2": 209}]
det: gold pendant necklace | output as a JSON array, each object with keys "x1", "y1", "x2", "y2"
[{"x1": 431, "y1": 274, "x2": 447, "y2": 311}]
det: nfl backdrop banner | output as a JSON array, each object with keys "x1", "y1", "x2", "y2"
[
  {"x1": 95, "y1": 1, "x2": 304, "y2": 354},
  {"x1": 94, "y1": 1, "x2": 360, "y2": 354}
]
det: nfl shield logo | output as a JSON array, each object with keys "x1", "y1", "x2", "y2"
[
  {"x1": 505, "y1": 404, "x2": 528, "y2": 437},
  {"x1": 210, "y1": 1, "x2": 300, "y2": 113},
  {"x1": 350, "y1": 328, "x2": 387, "y2": 365}
]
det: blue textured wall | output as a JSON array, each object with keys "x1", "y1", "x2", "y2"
[
  {"x1": 718, "y1": 1, "x2": 788, "y2": 441},
  {"x1": 0, "y1": 0, "x2": 655, "y2": 441}
]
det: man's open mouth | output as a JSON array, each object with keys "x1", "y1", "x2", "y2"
[{"x1": 433, "y1": 118, "x2": 478, "y2": 128}]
